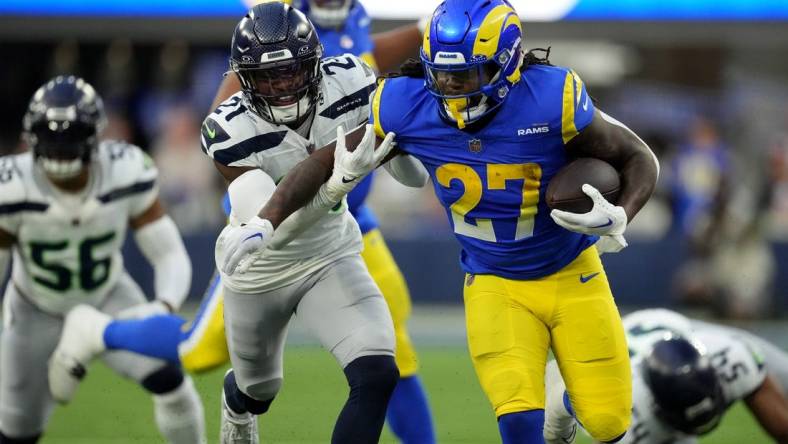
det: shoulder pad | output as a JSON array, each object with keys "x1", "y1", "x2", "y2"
[
  {"x1": 99, "y1": 140, "x2": 158, "y2": 189},
  {"x1": 321, "y1": 54, "x2": 377, "y2": 95},
  {"x1": 201, "y1": 94, "x2": 281, "y2": 167},
  {"x1": 0, "y1": 154, "x2": 30, "y2": 205},
  {"x1": 528, "y1": 64, "x2": 595, "y2": 143},
  {"x1": 368, "y1": 76, "x2": 422, "y2": 138},
  {"x1": 700, "y1": 331, "x2": 767, "y2": 401}
]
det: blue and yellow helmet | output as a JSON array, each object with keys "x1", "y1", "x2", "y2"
[{"x1": 420, "y1": 0, "x2": 523, "y2": 129}]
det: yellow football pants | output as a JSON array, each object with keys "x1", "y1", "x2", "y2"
[
  {"x1": 180, "y1": 275, "x2": 229, "y2": 373},
  {"x1": 464, "y1": 246, "x2": 631, "y2": 442},
  {"x1": 180, "y1": 229, "x2": 419, "y2": 377},
  {"x1": 361, "y1": 229, "x2": 419, "y2": 377}
]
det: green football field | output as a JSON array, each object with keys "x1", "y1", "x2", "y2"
[{"x1": 44, "y1": 345, "x2": 770, "y2": 443}]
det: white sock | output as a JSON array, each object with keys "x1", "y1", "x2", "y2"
[{"x1": 154, "y1": 376, "x2": 207, "y2": 444}]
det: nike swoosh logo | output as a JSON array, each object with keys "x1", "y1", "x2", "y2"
[
  {"x1": 341, "y1": 176, "x2": 357, "y2": 183},
  {"x1": 243, "y1": 233, "x2": 263, "y2": 242},
  {"x1": 205, "y1": 124, "x2": 216, "y2": 139},
  {"x1": 582, "y1": 95, "x2": 589, "y2": 111},
  {"x1": 590, "y1": 218, "x2": 613, "y2": 228},
  {"x1": 579, "y1": 272, "x2": 600, "y2": 283}
]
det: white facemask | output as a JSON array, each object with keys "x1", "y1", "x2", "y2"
[
  {"x1": 37, "y1": 157, "x2": 85, "y2": 180},
  {"x1": 268, "y1": 94, "x2": 313, "y2": 124},
  {"x1": 308, "y1": 1, "x2": 351, "y2": 28}
]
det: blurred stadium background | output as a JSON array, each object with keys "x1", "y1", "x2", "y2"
[{"x1": 1, "y1": 0, "x2": 787, "y2": 442}]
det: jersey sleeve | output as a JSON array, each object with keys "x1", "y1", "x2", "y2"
[
  {"x1": 368, "y1": 77, "x2": 402, "y2": 139},
  {"x1": 703, "y1": 332, "x2": 767, "y2": 402},
  {"x1": 0, "y1": 156, "x2": 26, "y2": 235},
  {"x1": 319, "y1": 53, "x2": 378, "y2": 129},
  {"x1": 118, "y1": 144, "x2": 160, "y2": 218},
  {"x1": 201, "y1": 95, "x2": 275, "y2": 168},
  {"x1": 560, "y1": 69, "x2": 595, "y2": 144}
]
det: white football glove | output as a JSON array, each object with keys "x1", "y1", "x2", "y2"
[
  {"x1": 219, "y1": 216, "x2": 274, "y2": 276},
  {"x1": 325, "y1": 124, "x2": 396, "y2": 201},
  {"x1": 550, "y1": 184, "x2": 628, "y2": 251},
  {"x1": 116, "y1": 300, "x2": 171, "y2": 319}
]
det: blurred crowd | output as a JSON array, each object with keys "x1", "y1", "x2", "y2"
[{"x1": 0, "y1": 37, "x2": 786, "y2": 318}]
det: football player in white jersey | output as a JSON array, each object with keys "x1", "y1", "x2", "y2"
[
  {"x1": 0, "y1": 76, "x2": 206, "y2": 444},
  {"x1": 544, "y1": 308, "x2": 788, "y2": 444},
  {"x1": 203, "y1": 3, "x2": 426, "y2": 443}
]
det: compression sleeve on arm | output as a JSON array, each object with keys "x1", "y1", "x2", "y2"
[
  {"x1": 227, "y1": 168, "x2": 355, "y2": 250},
  {"x1": 134, "y1": 216, "x2": 192, "y2": 311},
  {"x1": 383, "y1": 154, "x2": 428, "y2": 187}
]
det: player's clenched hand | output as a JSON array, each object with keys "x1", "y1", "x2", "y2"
[
  {"x1": 326, "y1": 124, "x2": 396, "y2": 200},
  {"x1": 219, "y1": 216, "x2": 274, "y2": 276},
  {"x1": 550, "y1": 183, "x2": 628, "y2": 240},
  {"x1": 336, "y1": 124, "x2": 396, "y2": 179}
]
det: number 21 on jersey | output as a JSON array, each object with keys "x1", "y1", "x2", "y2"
[{"x1": 436, "y1": 163, "x2": 542, "y2": 242}]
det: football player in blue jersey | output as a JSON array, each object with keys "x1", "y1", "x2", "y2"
[
  {"x1": 220, "y1": 0, "x2": 660, "y2": 443},
  {"x1": 52, "y1": 2, "x2": 436, "y2": 443}
]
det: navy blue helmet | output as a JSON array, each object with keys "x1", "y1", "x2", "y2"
[
  {"x1": 643, "y1": 336, "x2": 726, "y2": 435},
  {"x1": 23, "y1": 76, "x2": 106, "y2": 179},
  {"x1": 230, "y1": 2, "x2": 323, "y2": 126}
]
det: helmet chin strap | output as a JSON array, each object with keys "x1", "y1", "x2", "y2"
[
  {"x1": 38, "y1": 157, "x2": 85, "y2": 180},
  {"x1": 444, "y1": 97, "x2": 489, "y2": 130}
]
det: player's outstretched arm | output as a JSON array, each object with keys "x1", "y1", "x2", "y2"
[
  {"x1": 220, "y1": 125, "x2": 396, "y2": 275},
  {"x1": 565, "y1": 109, "x2": 659, "y2": 222},
  {"x1": 744, "y1": 374, "x2": 788, "y2": 442},
  {"x1": 259, "y1": 124, "x2": 395, "y2": 229},
  {"x1": 128, "y1": 198, "x2": 192, "y2": 313}
]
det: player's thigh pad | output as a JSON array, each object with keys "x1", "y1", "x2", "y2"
[
  {"x1": 361, "y1": 229, "x2": 418, "y2": 376},
  {"x1": 98, "y1": 273, "x2": 173, "y2": 382},
  {"x1": 297, "y1": 254, "x2": 395, "y2": 368},
  {"x1": 550, "y1": 247, "x2": 631, "y2": 442},
  {"x1": 0, "y1": 285, "x2": 62, "y2": 436},
  {"x1": 463, "y1": 273, "x2": 553, "y2": 416},
  {"x1": 179, "y1": 274, "x2": 230, "y2": 373},
  {"x1": 223, "y1": 282, "x2": 304, "y2": 400}
]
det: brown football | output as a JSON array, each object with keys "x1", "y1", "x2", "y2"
[{"x1": 545, "y1": 158, "x2": 620, "y2": 213}]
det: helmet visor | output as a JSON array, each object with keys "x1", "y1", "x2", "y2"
[{"x1": 424, "y1": 60, "x2": 499, "y2": 104}]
